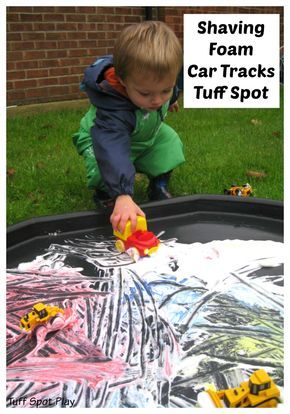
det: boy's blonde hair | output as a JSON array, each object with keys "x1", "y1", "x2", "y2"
[{"x1": 114, "y1": 21, "x2": 182, "y2": 81}]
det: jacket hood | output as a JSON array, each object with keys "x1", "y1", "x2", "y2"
[{"x1": 81, "y1": 55, "x2": 135, "y2": 111}]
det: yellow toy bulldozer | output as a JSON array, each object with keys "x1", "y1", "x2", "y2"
[{"x1": 198, "y1": 369, "x2": 281, "y2": 408}]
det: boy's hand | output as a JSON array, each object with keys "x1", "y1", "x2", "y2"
[
  {"x1": 168, "y1": 101, "x2": 179, "y2": 112},
  {"x1": 110, "y1": 195, "x2": 145, "y2": 233}
]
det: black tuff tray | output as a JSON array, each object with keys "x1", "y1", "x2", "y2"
[{"x1": 7, "y1": 195, "x2": 283, "y2": 269}]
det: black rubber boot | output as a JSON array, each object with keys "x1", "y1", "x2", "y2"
[
  {"x1": 148, "y1": 171, "x2": 173, "y2": 201},
  {"x1": 93, "y1": 189, "x2": 115, "y2": 209}
]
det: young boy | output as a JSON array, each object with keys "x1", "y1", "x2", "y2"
[{"x1": 73, "y1": 21, "x2": 185, "y2": 233}]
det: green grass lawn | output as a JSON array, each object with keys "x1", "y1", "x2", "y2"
[{"x1": 7, "y1": 93, "x2": 283, "y2": 225}]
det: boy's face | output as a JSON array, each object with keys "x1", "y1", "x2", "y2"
[{"x1": 120, "y1": 72, "x2": 176, "y2": 111}]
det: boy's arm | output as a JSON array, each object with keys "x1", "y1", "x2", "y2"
[
  {"x1": 92, "y1": 108, "x2": 145, "y2": 232},
  {"x1": 91, "y1": 108, "x2": 135, "y2": 198}
]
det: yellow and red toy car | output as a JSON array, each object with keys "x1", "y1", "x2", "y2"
[
  {"x1": 114, "y1": 216, "x2": 160, "y2": 261},
  {"x1": 224, "y1": 183, "x2": 253, "y2": 197},
  {"x1": 20, "y1": 302, "x2": 65, "y2": 333}
]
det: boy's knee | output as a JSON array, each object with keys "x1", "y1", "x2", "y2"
[{"x1": 81, "y1": 148, "x2": 102, "y2": 189}]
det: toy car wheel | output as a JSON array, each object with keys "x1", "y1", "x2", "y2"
[
  {"x1": 115, "y1": 240, "x2": 125, "y2": 252},
  {"x1": 127, "y1": 247, "x2": 140, "y2": 262}
]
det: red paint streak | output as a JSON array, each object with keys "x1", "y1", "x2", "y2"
[
  {"x1": 7, "y1": 357, "x2": 125, "y2": 388},
  {"x1": 164, "y1": 347, "x2": 173, "y2": 377}
]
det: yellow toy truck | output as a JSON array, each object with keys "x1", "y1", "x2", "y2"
[
  {"x1": 198, "y1": 369, "x2": 281, "y2": 408},
  {"x1": 20, "y1": 302, "x2": 65, "y2": 333},
  {"x1": 224, "y1": 183, "x2": 253, "y2": 197}
]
